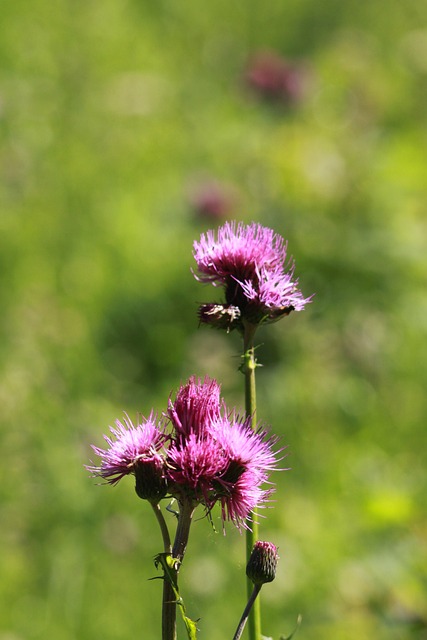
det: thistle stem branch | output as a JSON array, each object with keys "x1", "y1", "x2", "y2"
[
  {"x1": 151, "y1": 501, "x2": 172, "y2": 554},
  {"x1": 161, "y1": 499, "x2": 195, "y2": 640},
  {"x1": 154, "y1": 499, "x2": 195, "y2": 640},
  {"x1": 150, "y1": 502, "x2": 176, "y2": 640},
  {"x1": 162, "y1": 577, "x2": 177, "y2": 640},
  {"x1": 172, "y1": 499, "x2": 195, "y2": 563},
  {"x1": 243, "y1": 322, "x2": 261, "y2": 640},
  {"x1": 232, "y1": 584, "x2": 262, "y2": 640}
]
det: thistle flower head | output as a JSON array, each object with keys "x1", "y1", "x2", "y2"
[
  {"x1": 167, "y1": 433, "x2": 227, "y2": 502},
  {"x1": 210, "y1": 416, "x2": 280, "y2": 527},
  {"x1": 198, "y1": 303, "x2": 241, "y2": 333},
  {"x1": 193, "y1": 221, "x2": 312, "y2": 329},
  {"x1": 212, "y1": 416, "x2": 279, "y2": 479},
  {"x1": 87, "y1": 413, "x2": 167, "y2": 500},
  {"x1": 238, "y1": 264, "x2": 310, "y2": 324},
  {"x1": 165, "y1": 400, "x2": 281, "y2": 527},
  {"x1": 167, "y1": 376, "x2": 223, "y2": 440},
  {"x1": 193, "y1": 221, "x2": 287, "y2": 285}
]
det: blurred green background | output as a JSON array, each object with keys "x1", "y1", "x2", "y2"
[{"x1": 1, "y1": 1, "x2": 426, "y2": 638}]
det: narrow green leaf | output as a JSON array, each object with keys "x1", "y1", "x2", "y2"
[
  {"x1": 280, "y1": 614, "x2": 302, "y2": 640},
  {"x1": 182, "y1": 614, "x2": 198, "y2": 640}
]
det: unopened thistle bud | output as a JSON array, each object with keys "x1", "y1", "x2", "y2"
[
  {"x1": 134, "y1": 457, "x2": 168, "y2": 503},
  {"x1": 246, "y1": 541, "x2": 279, "y2": 585}
]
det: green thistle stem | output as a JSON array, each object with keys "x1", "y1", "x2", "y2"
[
  {"x1": 243, "y1": 322, "x2": 261, "y2": 640},
  {"x1": 232, "y1": 584, "x2": 262, "y2": 640},
  {"x1": 152, "y1": 499, "x2": 195, "y2": 640},
  {"x1": 172, "y1": 499, "x2": 195, "y2": 563},
  {"x1": 151, "y1": 501, "x2": 172, "y2": 554},
  {"x1": 150, "y1": 502, "x2": 176, "y2": 640}
]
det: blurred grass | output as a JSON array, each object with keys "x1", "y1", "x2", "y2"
[{"x1": 1, "y1": 1, "x2": 427, "y2": 639}]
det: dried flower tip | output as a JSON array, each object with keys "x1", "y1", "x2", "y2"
[
  {"x1": 198, "y1": 303, "x2": 241, "y2": 332},
  {"x1": 246, "y1": 541, "x2": 279, "y2": 585}
]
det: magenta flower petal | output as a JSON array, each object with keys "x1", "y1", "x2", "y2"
[
  {"x1": 218, "y1": 471, "x2": 273, "y2": 529},
  {"x1": 217, "y1": 418, "x2": 279, "y2": 471},
  {"x1": 193, "y1": 221, "x2": 287, "y2": 285},
  {"x1": 87, "y1": 413, "x2": 166, "y2": 486},
  {"x1": 167, "y1": 376, "x2": 223, "y2": 440},
  {"x1": 209, "y1": 416, "x2": 281, "y2": 527},
  {"x1": 167, "y1": 433, "x2": 227, "y2": 500},
  {"x1": 239, "y1": 265, "x2": 313, "y2": 322}
]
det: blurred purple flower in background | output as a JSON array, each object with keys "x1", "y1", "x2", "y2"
[
  {"x1": 189, "y1": 180, "x2": 237, "y2": 221},
  {"x1": 245, "y1": 51, "x2": 307, "y2": 105}
]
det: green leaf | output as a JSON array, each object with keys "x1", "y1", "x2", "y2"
[
  {"x1": 280, "y1": 614, "x2": 302, "y2": 640},
  {"x1": 182, "y1": 614, "x2": 198, "y2": 640}
]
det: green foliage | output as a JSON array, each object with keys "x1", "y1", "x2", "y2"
[
  {"x1": 280, "y1": 614, "x2": 302, "y2": 640},
  {"x1": 1, "y1": 0, "x2": 426, "y2": 638}
]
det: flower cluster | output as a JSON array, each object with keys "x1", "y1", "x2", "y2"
[
  {"x1": 87, "y1": 377, "x2": 280, "y2": 529},
  {"x1": 193, "y1": 221, "x2": 311, "y2": 331}
]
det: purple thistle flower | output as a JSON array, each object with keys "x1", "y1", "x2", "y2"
[
  {"x1": 193, "y1": 221, "x2": 287, "y2": 286},
  {"x1": 193, "y1": 221, "x2": 312, "y2": 329},
  {"x1": 210, "y1": 416, "x2": 280, "y2": 527},
  {"x1": 166, "y1": 407, "x2": 281, "y2": 528},
  {"x1": 238, "y1": 265, "x2": 310, "y2": 324},
  {"x1": 217, "y1": 469, "x2": 270, "y2": 529},
  {"x1": 167, "y1": 375, "x2": 223, "y2": 441},
  {"x1": 167, "y1": 433, "x2": 227, "y2": 501},
  {"x1": 212, "y1": 415, "x2": 280, "y2": 478},
  {"x1": 87, "y1": 413, "x2": 167, "y2": 500}
]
